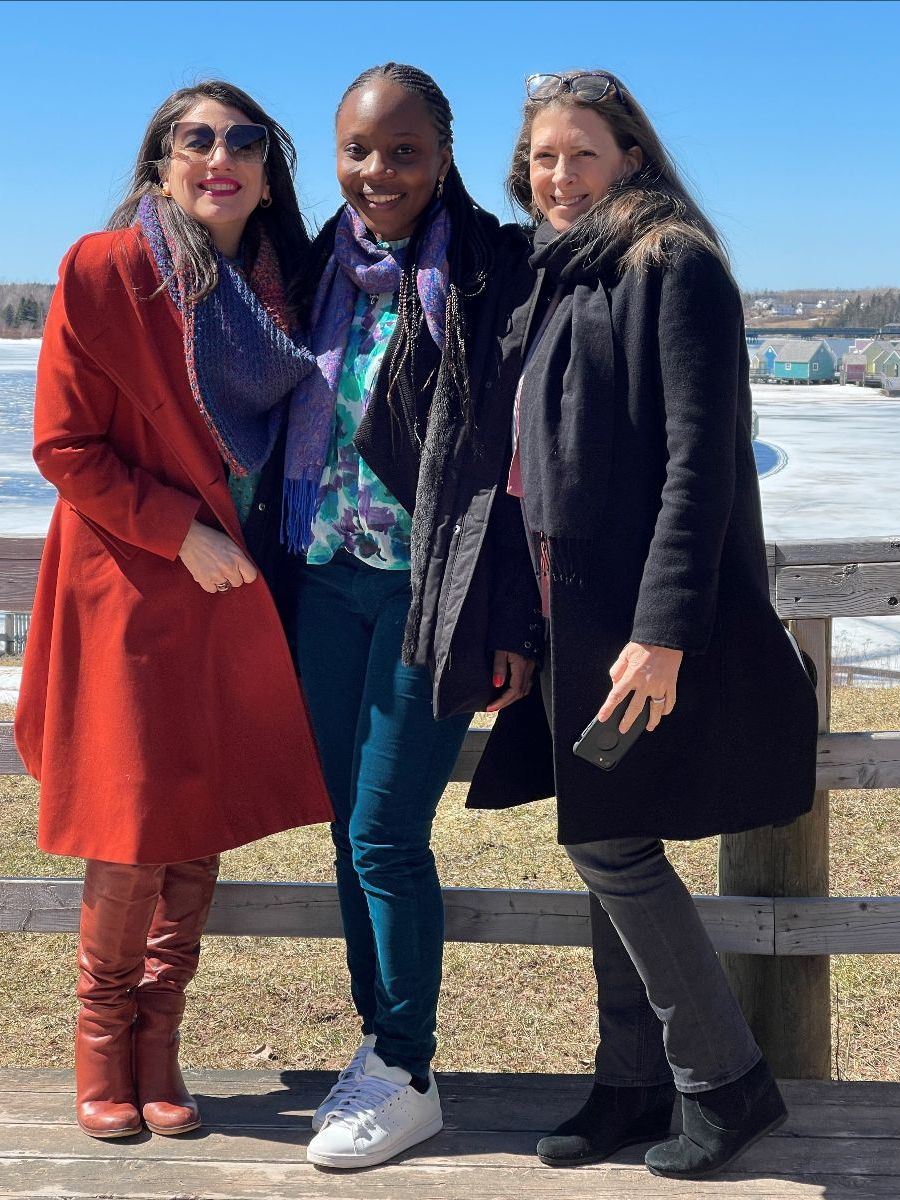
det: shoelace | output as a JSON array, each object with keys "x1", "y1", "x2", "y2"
[
  {"x1": 320, "y1": 1046, "x2": 370, "y2": 1109},
  {"x1": 323, "y1": 1075, "x2": 405, "y2": 1132}
]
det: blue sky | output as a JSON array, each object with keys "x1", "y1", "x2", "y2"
[{"x1": 2, "y1": 0, "x2": 897, "y2": 289}]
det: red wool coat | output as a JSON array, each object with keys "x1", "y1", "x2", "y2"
[{"x1": 15, "y1": 226, "x2": 333, "y2": 864}]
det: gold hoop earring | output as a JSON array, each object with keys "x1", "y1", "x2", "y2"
[
  {"x1": 259, "y1": 196, "x2": 272, "y2": 209},
  {"x1": 436, "y1": 177, "x2": 445, "y2": 200}
]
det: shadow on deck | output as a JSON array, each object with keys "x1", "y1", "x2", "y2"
[{"x1": 0, "y1": 1069, "x2": 897, "y2": 1198}]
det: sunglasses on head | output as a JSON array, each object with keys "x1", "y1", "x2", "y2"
[
  {"x1": 169, "y1": 121, "x2": 269, "y2": 163},
  {"x1": 526, "y1": 72, "x2": 627, "y2": 106}
]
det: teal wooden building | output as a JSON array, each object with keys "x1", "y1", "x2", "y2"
[{"x1": 774, "y1": 339, "x2": 836, "y2": 383}]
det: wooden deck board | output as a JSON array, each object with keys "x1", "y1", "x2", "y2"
[
  {"x1": 6, "y1": 1161, "x2": 900, "y2": 1200},
  {"x1": 0, "y1": 1071, "x2": 897, "y2": 1199}
]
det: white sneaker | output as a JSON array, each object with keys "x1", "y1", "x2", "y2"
[
  {"x1": 306, "y1": 1051, "x2": 443, "y2": 1169},
  {"x1": 311, "y1": 1034, "x2": 377, "y2": 1133}
]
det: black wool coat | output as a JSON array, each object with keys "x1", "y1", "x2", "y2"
[{"x1": 467, "y1": 237, "x2": 819, "y2": 843}]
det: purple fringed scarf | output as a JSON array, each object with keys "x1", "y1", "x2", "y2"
[
  {"x1": 137, "y1": 193, "x2": 315, "y2": 476},
  {"x1": 282, "y1": 203, "x2": 450, "y2": 553}
]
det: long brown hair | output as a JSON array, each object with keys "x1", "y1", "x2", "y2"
[
  {"x1": 507, "y1": 70, "x2": 728, "y2": 275},
  {"x1": 108, "y1": 80, "x2": 310, "y2": 302}
]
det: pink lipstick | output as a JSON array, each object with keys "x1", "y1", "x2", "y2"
[{"x1": 199, "y1": 177, "x2": 241, "y2": 196}]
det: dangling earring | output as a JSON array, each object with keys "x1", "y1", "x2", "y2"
[
  {"x1": 259, "y1": 195, "x2": 272, "y2": 209},
  {"x1": 436, "y1": 177, "x2": 445, "y2": 200}
]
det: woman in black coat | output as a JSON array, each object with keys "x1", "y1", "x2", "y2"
[{"x1": 468, "y1": 71, "x2": 819, "y2": 1181}]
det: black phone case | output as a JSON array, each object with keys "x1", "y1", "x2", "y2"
[{"x1": 572, "y1": 694, "x2": 651, "y2": 771}]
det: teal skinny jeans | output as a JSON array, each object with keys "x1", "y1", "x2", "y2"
[{"x1": 294, "y1": 552, "x2": 471, "y2": 1077}]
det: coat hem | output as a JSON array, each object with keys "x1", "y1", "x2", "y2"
[
  {"x1": 36, "y1": 805, "x2": 334, "y2": 867},
  {"x1": 556, "y1": 800, "x2": 816, "y2": 846}
]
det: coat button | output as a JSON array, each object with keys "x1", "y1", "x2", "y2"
[
  {"x1": 454, "y1": 523, "x2": 461, "y2": 534},
  {"x1": 484, "y1": 381, "x2": 493, "y2": 390},
  {"x1": 257, "y1": 502, "x2": 267, "y2": 512}
]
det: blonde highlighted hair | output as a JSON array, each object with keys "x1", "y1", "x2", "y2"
[{"x1": 507, "y1": 70, "x2": 729, "y2": 275}]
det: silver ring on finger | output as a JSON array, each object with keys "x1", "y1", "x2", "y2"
[
  {"x1": 650, "y1": 696, "x2": 666, "y2": 704},
  {"x1": 215, "y1": 580, "x2": 232, "y2": 592}
]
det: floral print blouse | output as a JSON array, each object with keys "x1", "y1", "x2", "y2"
[{"x1": 307, "y1": 282, "x2": 412, "y2": 570}]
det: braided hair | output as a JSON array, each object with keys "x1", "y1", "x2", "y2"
[{"x1": 337, "y1": 62, "x2": 494, "y2": 431}]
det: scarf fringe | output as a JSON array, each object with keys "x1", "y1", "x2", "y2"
[
  {"x1": 281, "y1": 473, "x2": 324, "y2": 555},
  {"x1": 543, "y1": 534, "x2": 594, "y2": 589}
]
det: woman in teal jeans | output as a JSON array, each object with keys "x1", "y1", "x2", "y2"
[{"x1": 280, "y1": 63, "x2": 540, "y2": 1169}]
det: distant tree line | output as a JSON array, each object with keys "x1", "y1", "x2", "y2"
[
  {"x1": 828, "y1": 290, "x2": 900, "y2": 329},
  {"x1": 0, "y1": 284, "x2": 55, "y2": 337}
]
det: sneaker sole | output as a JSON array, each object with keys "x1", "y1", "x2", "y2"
[
  {"x1": 538, "y1": 1126, "x2": 673, "y2": 1168},
  {"x1": 307, "y1": 1113, "x2": 444, "y2": 1169},
  {"x1": 645, "y1": 1110, "x2": 788, "y2": 1180}
]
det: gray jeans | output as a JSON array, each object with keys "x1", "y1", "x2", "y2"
[{"x1": 540, "y1": 652, "x2": 762, "y2": 1094}]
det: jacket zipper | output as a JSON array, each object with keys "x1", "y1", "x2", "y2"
[{"x1": 441, "y1": 515, "x2": 467, "y2": 673}]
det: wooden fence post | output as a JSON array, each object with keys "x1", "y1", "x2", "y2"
[{"x1": 718, "y1": 616, "x2": 831, "y2": 1079}]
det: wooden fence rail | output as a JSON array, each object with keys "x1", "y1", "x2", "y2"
[
  {"x1": 3, "y1": 534, "x2": 900, "y2": 616},
  {"x1": 2, "y1": 533, "x2": 899, "y2": 1079},
  {"x1": 2, "y1": 879, "x2": 900, "y2": 956},
  {"x1": 3, "y1": 723, "x2": 900, "y2": 789}
]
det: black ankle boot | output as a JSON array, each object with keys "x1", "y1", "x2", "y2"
[
  {"x1": 644, "y1": 1057, "x2": 787, "y2": 1179},
  {"x1": 537, "y1": 1080, "x2": 676, "y2": 1167}
]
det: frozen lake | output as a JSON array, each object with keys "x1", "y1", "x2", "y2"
[
  {"x1": 0, "y1": 340, "x2": 47, "y2": 538},
  {"x1": 752, "y1": 383, "x2": 900, "y2": 541},
  {"x1": 1, "y1": 343, "x2": 898, "y2": 669},
  {"x1": 750, "y1": 383, "x2": 900, "y2": 673}
]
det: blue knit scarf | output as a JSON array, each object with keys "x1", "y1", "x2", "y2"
[{"x1": 137, "y1": 193, "x2": 314, "y2": 476}]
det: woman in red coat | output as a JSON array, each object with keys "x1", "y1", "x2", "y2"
[{"x1": 15, "y1": 81, "x2": 332, "y2": 1140}]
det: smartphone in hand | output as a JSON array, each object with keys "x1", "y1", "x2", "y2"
[{"x1": 572, "y1": 693, "x2": 651, "y2": 771}]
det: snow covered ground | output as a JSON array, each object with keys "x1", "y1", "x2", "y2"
[
  {"x1": 0, "y1": 666, "x2": 20, "y2": 704},
  {"x1": 1, "y1": 344, "x2": 898, "y2": 674}
]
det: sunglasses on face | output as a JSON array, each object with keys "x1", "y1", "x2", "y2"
[
  {"x1": 526, "y1": 72, "x2": 627, "y2": 106},
  {"x1": 169, "y1": 121, "x2": 270, "y2": 164}
]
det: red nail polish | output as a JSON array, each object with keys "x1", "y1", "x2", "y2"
[{"x1": 493, "y1": 674, "x2": 504, "y2": 688}]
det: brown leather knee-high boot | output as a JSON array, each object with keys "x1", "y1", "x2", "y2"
[
  {"x1": 75, "y1": 860, "x2": 166, "y2": 1138},
  {"x1": 134, "y1": 855, "x2": 219, "y2": 1135}
]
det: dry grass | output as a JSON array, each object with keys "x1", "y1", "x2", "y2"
[{"x1": 0, "y1": 686, "x2": 897, "y2": 1080}]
